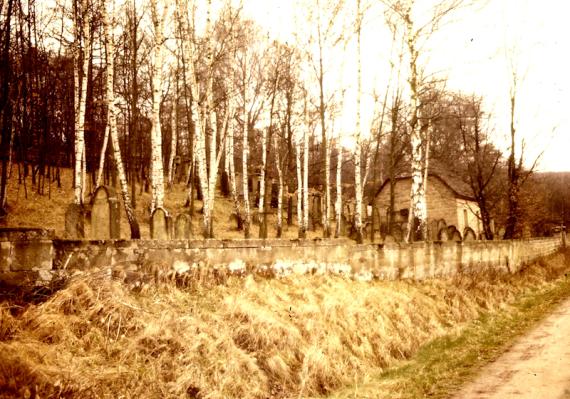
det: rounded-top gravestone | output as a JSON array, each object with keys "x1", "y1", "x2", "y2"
[
  {"x1": 174, "y1": 213, "x2": 192, "y2": 239},
  {"x1": 65, "y1": 203, "x2": 85, "y2": 239},
  {"x1": 438, "y1": 227, "x2": 449, "y2": 241},
  {"x1": 447, "y1": 225, "x2": 462, "y2": 242},
  {"x1": 151, "y1": 207, "x2": 171, "y2": 240},
  {"x1": 91, "y1": 186, "x2": 120, "y2": 239},
  {"x1": 463, "y1": 227, "x2": 476, "y2": 241}
]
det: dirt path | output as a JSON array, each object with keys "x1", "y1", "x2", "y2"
[{"x1": 451, "y1": 297, "x2": 570, "y2": 399}]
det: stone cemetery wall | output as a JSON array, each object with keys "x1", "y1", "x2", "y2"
[
  {"x1": 0, "y1": 228, "x2": 564, "y2": 287},
  {"x1": 0, "y1": 228, "x2": 55, "y2": 285}
]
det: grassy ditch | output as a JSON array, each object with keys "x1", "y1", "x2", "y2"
[
  {"x1": 1, "y1": 250, "x2": 569, "y2": 399},
  {"x1": 329, "y1": 259, "x2": 570, "y2": 399}
]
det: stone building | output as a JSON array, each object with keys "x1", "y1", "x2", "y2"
[{"x1": 375, "y1": 172, "x2": 482, "y2": 238}]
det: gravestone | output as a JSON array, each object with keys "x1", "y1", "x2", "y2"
[
  {"x1": 174, "y1": 213, "x2": 192, "y2": 239},
  {"x1": 437, "y1": 219, "x2": 447, "y2": 234},
  {"x1": 151, "y1": 207, "x2": 171, "y2": 240},
  {"x1": 497, "y1": 227, "x2": 505, "y2": 239},
  {"x1": 287, "y1": 196, "x2": 293, "y2": 226},
  {"x1": 220, "y1": 171, "x2": 230, "y2": 196},
  {"x1": 522, "y1": 225, "x2": 531, "y2": 239},
  {"x1": 384, "y1": 234, "x2": 396, "y2": 244},
  {"x1": 235, "y1": 173, "x2": 244, "y2": 196},
  {"x1": 391, "y1": 224, "x2": 404, "y2": 242},
  {"x1": 258, "y1": 211, "x2": 268, "y2": 239},
  {"x1": 463, "y1": 227, "x2": 476, "y2": 241},
  {"x1": 438, "y1": 227, "x2": 449, "y2": 241},
  {"x1": 314, "y1": 194, "x2": 322, "y2": 222},
  {"x1": 91, "y1": 186, "x2": 120, "y2": 239},
  {"x1": 270, "y1": 183, "x2": 279, "y2": 208},
  {"x1": 65, "y1": 203, "x2": 85, "y2": 239},
  {"x1": 447, "y1": 225, "x2": 462, "y2": 242},
  {"x1": 429, "y1": 220, "x2": 440, "y2": 241}
]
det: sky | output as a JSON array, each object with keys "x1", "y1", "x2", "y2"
[{"x1": 239, "y1": 0, "x2": 570, "y2": 172}]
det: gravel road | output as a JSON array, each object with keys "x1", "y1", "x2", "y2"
[{"x1": 451, "y1": 297, "x2": 570, "y2": 399}]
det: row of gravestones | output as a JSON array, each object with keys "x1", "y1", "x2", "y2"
[
  {"x1": 382, "y1": 218, "x2": 478, "y2": 243},
  {"x1": 65, "y1": 186, "x2": 192, "y2": 240}
]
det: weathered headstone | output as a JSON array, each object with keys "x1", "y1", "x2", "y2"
[
  {"x1": 437, "y1": 219, "x2": 447, "y2": 234},
  {"x1": 429, "y1": 220, "x2": 439, "y2": 241},
  {"x1": 174, "y1": 213, "x2": 192, "y2": 239},
  {"x1": 497, "y1": 227, "x2": 505, "y2": 239},
  {"x1": 235, "y1": 173, "x2": 244, "y2": 195},
  {"x1": 392, "y1": 224, "x2": 404, "y2": 242},
  {"x1": 220, "y1": 171, "x2": 230, "y2": 196},
  {"x1": 287, "y1": 196, "x2": 293, "y2": 226},
  {"x1": 151, "y1": 207, "x2": 171, "y2": 240},
  {"x1": 258, "y1": 211, "x2": 268, "y2": 239},
  {"x1": 270, "y1": 183, "x2": 279, "y2": 208},
  {"x1": 463, "y1": 227, "x2": 476, "y2": 241},
  {"x1": 65, "y1": 203, "x2": 85, "y2": 239},
  {"x1": 384, "y1": 234, "x2": 396, "y2": 244},
  {"x1": 447, "y1": 225, "x2": 462, "y2": 242},
  {"x1": 522, "y1": 225, "x2": 531, "y2": 239},
  {"x1": 91, "y1": 186, "x2": 120, "y2": 239}
]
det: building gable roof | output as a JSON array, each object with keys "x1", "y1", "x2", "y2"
[{"x1": 375, "y1": 169, "x2": 476, "y2": 202}]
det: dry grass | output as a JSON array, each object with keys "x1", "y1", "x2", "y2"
[
  {"x1": 1, "y1": 251, "x2": 569, "y2": 398},
  {"x1": 1, "y1": 166, "x2": 323, "y2": 240}
]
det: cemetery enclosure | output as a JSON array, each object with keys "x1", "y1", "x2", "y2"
[{"x1": 0, "y1": 227, "x2": 564, "y2": 287}]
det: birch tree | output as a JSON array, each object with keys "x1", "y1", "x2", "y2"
[
  {"x1": 274, "y1": 134, "x2": 284, "y2": 237},
  {"x1": 102, "y1": 0, "x2": 140, "y2": 238},
  {"x1": 167, "y1": 93, "x2": 178, "y2": 189},
  {"x1": 383, "y1": 0, "x2": 465, "y2": 241},
  {"x1": 335, "y1": 137, "x2": 343, "y2": 237},
  {"x1": 305, "y1": 0, "x2": 346, "y2": 238},
  {"x1": 73, "y1": 0, "x2": 90, "y2": 205},
  {"x1": 503, "y1": 70, "x2": 539, "y2": 239},
  {"x1": 149, "y1": 0, "x2": 166, "y2": 212},
  {"x1": 176, "y1": 1, "x2": 236, "y2": 237},
  {"x1": 295, "y1": 131, "x2": 306, "y2": 238},
  {"x1": 258, "y1": 44, "x2": 282, "y2": 237},
  {"x1": 295, "y1": 91, "x2": 310, "y2": 238},
  {"x1": 233, "y1": 18, "x2": 267, "y2": 238},
  {"x1": 353, "y1": 0, "x2": 364, "y2": 243}
]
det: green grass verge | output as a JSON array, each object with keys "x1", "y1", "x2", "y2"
[{"x1": 329, "y1": 275, "x2": 570, "y2": 399}]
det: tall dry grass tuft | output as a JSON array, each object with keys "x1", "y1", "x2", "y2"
[{"x1": 1, "y1": 250, "x2": 570, "y2": 398}]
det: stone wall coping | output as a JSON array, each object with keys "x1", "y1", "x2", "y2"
[
  {"x1": 52, "y1": 237, "x2": 354, "y2": 249},
  {"x1": 0, "y1": 228, "x2": 55, "y2": 241}
]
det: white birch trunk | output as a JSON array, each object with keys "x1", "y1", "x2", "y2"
[
  {"x1": 303, "y1": 125, "x2": 309, "y2": 232},
  {"x1": 175, "y1": 0, "x2": 209, "y2": 236},
  {"x1": 168, "y1": 99, "x2": 177, "y2": 188},
  {"x1": 295, "y1": 138, "x2": 304, "y2": 237},
  {"x1": 103, "y1": 0, "x2": 140, "y2": 238},
  {"x1": 96, "y1": 124, "x2": 109, "y2": 187},
  {"x1": 204, "y1": 109, "x2": 217, "y2": 237},
  {"x1": 242, "y1": 63, "x2": 251, "y2": 238},
  {"x1": 258, "y1": 126, "x2": 267, "y2": 219},
  {"x1": 193, "y1": 101, "x2": 210, "y2": 236},
  {"x1": 149, "y1": 0, "x2": 165, "y2": 212},
  {"x1": 226, "y1": 116, "x2": 242, "y2": 226},
  {"x1": 335, "y1": 138, "x2": 342, "y2": 237},
  {"x1": 324, "y1": 130, "x2": 331, "y2": 235},
  {"x1": 274, "y1": 135, "x2": 283, "y2": 237},
  {"x1": 73, "y1": 0, "x2": 90, "y2": 205},
  {"x1": 354, "y1": 0, "x2": 364, "y2": 242},
  {"x1": 405, "y1": 11, "x2": 427, "y2": 242}
]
